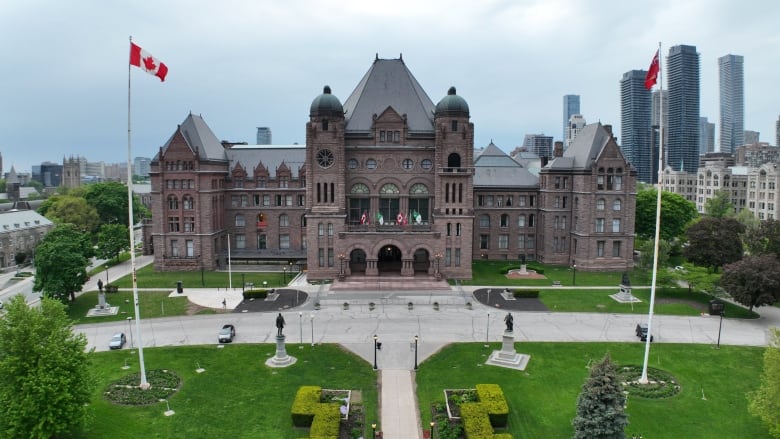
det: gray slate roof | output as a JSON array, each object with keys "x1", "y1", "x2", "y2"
[
  {"x1": 226, "y1": 145, "x2": 306, "y2": 178},
  {"x1": 162, "y1": 113, "x2": 227, "y2": 161},
  {"x1": 474, "y1": 142, "x2": 538, "y2": 188},
  {"x1": 548, "y1": 122, "x2": 611, "y2": 170},
  {"x1": 342, "y1": 58, "x2": 436, "y2": 133},
  {"x1": 0, "y1": 209, "x2": 53, "y2": 234}
]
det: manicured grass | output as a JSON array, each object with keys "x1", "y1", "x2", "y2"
[
  {"x1": 64, "y1": 344, "x2": 378, "y2": 439},
  {"x1": 67, "y1": 290, "x2": 191, "y2": 324},
  {"x1": 110, "y1": 264, "x2": 288, "y2": 289},
  {"x1": 457, "y1": 260, "x2": 652, "y2": 287},
  {"x1": 416, "y1": 342, "x2": 769, "y2": 438},
  {"x1": 539, "y1": 288, "x2": 758, "y2": 319}
]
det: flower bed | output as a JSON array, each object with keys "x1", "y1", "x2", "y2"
[{"x1": 104, "y1": 369, "x2": 181, "y2": 405}]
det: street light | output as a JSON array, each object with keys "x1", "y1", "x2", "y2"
[
  {"x1": 572, "y1": 261, "x2": 577, "y2": 286},
  {"x1": 717, "y1": 309, "x2": 725, "y2": 348},
  {"x1": 485, "y1": 312, "x2": 490, "y2": 346},
  {"x1": 126, "y1": 316, "x2": 134, "y2": 348},
  {"x1": 373, "y1": 334, "x2": 379, "y2": 370},
  {"x1": 414, "y1": 335, "x2": 419, "y2": 370},
  {"x1": 310, "y1": 313, "x2": 315, "y2": 347},
  {"x1": 371, "y1": 423, "x2": 377, "y2": 439},
  {"x1": 337, "y1": 252, "x2": 346, "y2": 277},
  {"x1": 434, "y1": 252, "x2": 443, "y2": 279},
  {"x1": 299, "y1": 312, "x2": 303, "y2": 344},
  {"x1": 430, "y1": 421, "x2": 436, "y2": 439},
  {"x1": 283, "y1": 267, "x2": 287, "y2": 285}
]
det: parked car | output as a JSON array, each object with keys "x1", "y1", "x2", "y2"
[
  {"x1": 218, "y1": 324, "x2": 236, "y2": 343},
  {"x1": 0, "y1": 299, "x2": 4, "y2": 309},
  {"x1": 109, "y1": 332, "x2": 126, "y2": 350},
  {"x1": 635, "y1": 323, "x2": 654, "y2": 342}
]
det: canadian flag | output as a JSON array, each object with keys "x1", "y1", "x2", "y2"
[{"x1": 130, "y1": 42, "x2": 168, "y2": 82}]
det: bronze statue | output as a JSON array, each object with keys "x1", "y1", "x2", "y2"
[
  {"x1": 621, "y1": 272, "x2": 631, "y2": 287},
  {"x1": 275, "y1": 313, "x2": 286, "y2": 336},
  {"x1": 504, "y1": 312, "x2": 514, "y2": 332}
]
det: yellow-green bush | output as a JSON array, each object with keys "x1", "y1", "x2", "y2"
[
  {"x1": 309, "y1": 403, "x2": 340, "y2": 439},
  {"x1": 291, "y1": 386, "x2": 321, "y2": 427},
  {"x1": 476, "y1": 384, "x2": 509, "y2": 427},
  {"x1": 461, "y1": 402, "x2": 493, "y2": 439}
]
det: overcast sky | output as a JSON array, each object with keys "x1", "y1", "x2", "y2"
[{"x1": 1, "y1": 0, "x2": 778, "y2": 174}]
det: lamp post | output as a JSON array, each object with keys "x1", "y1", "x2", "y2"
[
  {"x1": 373, "y1": 334, "x2": 379, "y2": 370},
  {"x1": 310, "y1": 313, "x2": 315, "y2": 347},
  {"x1": 717, "y1": 309, "x2": 725, "y2": 348},
  {"x1": 337, "y1": 252, "x2": 346, "y2": 278},
  {"x1": 126, "y1": 316, "x2": 134, "y2": 348},
  {"x1": 371, "y1": 423, "x2": 377, "y2": 439},
  {"x1": 430, "y1": 421, "x2": 436, "y2": 439},
  {"x1": 485, "y1": 312, "x2": 490, "y2": 345},
  {"x1": 434, "y1": 252, "x2": 443, "y2": 280},
  {"x1": 572, "y1": 261, "x2": 577, "y2": 286},
  {"x1": 414, "y1": 335, "x2": 419, "y2": 370},
  {"x1": 299, "y1": 312, "x2": 303, "y2": 344},
  {"x1": 283, "y1": 267, "x2": 287, "y2": 285}
]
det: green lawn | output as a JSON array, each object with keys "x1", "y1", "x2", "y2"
[
  {"x1": 108, "y1": 264, "x2": 289, "y2": 289},
  {"x1": 457, "y1": 260, "x2": 652, "y2": 287},
  {"x1": 65, "y1": 344, "x2": 378, "y2": 439},
  {"x1": 66, "y1": 290, "x2": 194, "y2": 324},
  {"x1": 416, "y1": 343, "x2": 769, "y2": 438}
]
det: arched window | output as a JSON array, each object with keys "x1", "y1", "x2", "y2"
[
  {"x1": 613, "y1": 199, "x2": 622, "y2": 211},
  {"x1": 447, "y1": 153, "x2": 461, "y2": 168},
  {"x1": 409, "y1": 184, "x2": 430, "y2": 224},
  {"x1": 596, "y1": 198, "x2": 606, "y2": 210},
  {"x1": 380, "y1": 183, "x2": 400, "y2": 194},
  {"x1": 351, "y1": 183, "x2": 370, "y2": 194},
  {"x1": 167, "y1": 195, "x2": 178, "y2": 210},
  {"x1": 379, "y1": 183, "x2": 400, "y2": 224},
  {"x1": 183, "y1": 195, "x2": 194, "y2": 210}
]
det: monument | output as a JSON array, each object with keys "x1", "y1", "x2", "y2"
[
  {"x1": 486, "y1": 312, "x2": 530, "y2": 370},
  {"x1": 266, "y1": 313, "x2": 296, "y2": 367},
  {"x1": 610, "y1": 272, "x2": 641, "y2": 303},
  {"x1": 87, "y1": 279, "x2": 119, "y2": 317}
]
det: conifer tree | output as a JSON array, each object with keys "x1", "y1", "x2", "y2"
[{"x1": 572, "y1": 353, "x2": 628, "y2": 439}]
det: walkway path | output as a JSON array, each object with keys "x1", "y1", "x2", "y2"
[{"x1": 74, "y1": 260, "x2": 780, "y2": 439}]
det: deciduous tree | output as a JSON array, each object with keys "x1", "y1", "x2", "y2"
[
  {"x1": 684, "y1": 217, "x2": 745, "y2": 272},
  {"x1": 744, "y1": 218, "x2": 780, "y2": 258},
  {"x1": 635, "y1": 188, "x2": 698, "y2": 241},
  {"x1": 572, "y1": 353, "x2": 628, "y2": 439},
  {"x1": 84, "y1": 181, "x2": 147, "y2": 226},
  {"x1": 33, "y1": 224, "x2": 91, "y2": 302},
  {"x1": 748, "y1": 328, "x2": 780, "y2": 438},
  {"x1": 704, "y1": 189, "x2": 734, "y2": 218},
  {"x1": 719, "y1": 255, "x2": 780, "y2": 311},
  {"x1": 0, "y1": 296, "x2": 95, "y2": 438},
  {"x1": 41, "y1": 194, "x2": 100, "y2": 233},
  {"x1": 96, "y1": 223, "x2": 131, "y2": 263}
]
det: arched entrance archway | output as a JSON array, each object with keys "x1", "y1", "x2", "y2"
[
  {"x1": 349, "y1": 249, "x2": 366, "y2": 274},
  {"x1": 377, "y1": 245, "x2": 402, "y2": 273},
  {"x1": 412, "y1": 248, "x2": 430, "y2": 273}
]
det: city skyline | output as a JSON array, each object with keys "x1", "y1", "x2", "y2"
[{"x1": 1, "y1": 1, "x2": 778, "y2": 173}]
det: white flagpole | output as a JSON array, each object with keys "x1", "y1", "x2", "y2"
[
  {"x1": 127, "y1": 35, "x2": 149, "y2": 389},
  {"x1": 228, "y1": 234, "x2": 232, "y2": 290},
  {"x1": 640, "y1": 41, "x2": 663, "y2": 384}
]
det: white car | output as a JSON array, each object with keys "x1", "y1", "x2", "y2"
[
  {"x1": 674, "y1": 266, "x2": 686, "y2": 271},
  {"x1": 0, "y1": 299, "x2": 3, "y2": 309},
  {"x1": 109, "y1": 332, "x2": 126, "y2": 350}
]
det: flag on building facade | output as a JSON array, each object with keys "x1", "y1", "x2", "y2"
[
  {"x1": 360, "y1": 211, "x2": 368, "y2": 225},
  {"x1": 130, "y1": 42, "x2": 168, "y2": 82},
  {"x1": 644, "y1": 50, "x2": 659, "y2": 90},
  {"x1": 376, "y1": 211, "x2": 384, "y2": 225}
]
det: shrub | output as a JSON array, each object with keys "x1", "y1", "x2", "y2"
[
  {"x1": 461, "y1": 402, "x2": 493, "y2": 439},
  {"x1": 242, "y1": 289, "x2": 269, "y2": 300},
  {"x1": 309, "y1": 402, "x2": 341, "y2": 439},
  {"x1": 476, "y1": 384, "x2": 509, "y2": 428},
  {"x1": 511, "y1": 290, "x2": 539, "y2": 299},
  {"x1": 104, "y1": 284, "x2": 119, "y2": 293},
  {"x1": 291, "y1": 386, "x2": 321, "y2": 427}
]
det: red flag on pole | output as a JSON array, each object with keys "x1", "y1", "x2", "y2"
[
  {"x1": 644, "y1": 50, "x2": 659, "y2": 90},
  {"x1": 130, "y1": 42, "x2": 168, "y2": 82}
]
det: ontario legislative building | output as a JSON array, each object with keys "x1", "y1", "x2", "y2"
[{"x1": 149, "y1": 56, "x2": 636, "y2": 282}]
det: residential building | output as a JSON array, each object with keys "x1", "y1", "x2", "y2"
[
  {"x1": 744, "y1": 130, "x2": 760, "y2": 145},
  {"x1": 565, "y1": 114, "x2": 586, "y2": 151},
  {"x1": 620, "y1": 70, "x2": 653, "y2": 183},
  {"x1": 736, "y1": 143, "x2": 780, "y2": 167},
  {"x1": 718, "y1": 54, "x2": 744, "y2": 154},
  {"x1": 562, "y1": 95, "x2": 580, "y2": 141},
  {"x1": 699, "y1": 117, "x2": 715, "y2": 154},
  {"x1": 666, "y1": 45, "x2": 700, "y2": 173},
  {"x1": 522, "y1": 134, "x2": 554, "y2": 160},
  {"x1": 256, "y1": 127, "x2": 272, "y2": 145},
  {"x1": 134, "y1": 157, "x2": 152, "y2": 177}
]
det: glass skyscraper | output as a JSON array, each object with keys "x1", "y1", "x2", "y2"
[
  {"x1": 667, "y1": 45, "x2": 700, "y2": 173},
  {"x1": 562, "y1": 95, "x2": 580, "y2": 141},
  {"x1": 718, "y1": 54, "x2": 744, "y2": 154},
  {"x1": 620, "y1": 70, "x2": 653, "y2": 183}
]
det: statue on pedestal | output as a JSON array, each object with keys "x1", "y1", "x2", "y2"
[{"x1": 504, "y1": 312, "x2": 514, "y2": 332}]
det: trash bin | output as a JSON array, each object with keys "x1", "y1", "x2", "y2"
[
  {"x1": 177, "y1": 281, "x2": 183, "y2": 294},
  {"x1": 709, "y1": 299, "x2": 724, "y2": 315}
]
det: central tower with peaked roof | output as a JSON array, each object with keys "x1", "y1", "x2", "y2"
[{"x1": 305, "y1": 56, "x2": 474, "y2": 281}]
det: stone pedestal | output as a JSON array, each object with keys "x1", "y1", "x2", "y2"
[
  {"x1": 86, "y1": 291, "x2": 119, "y2": 317},
  {"x1": 610, "y1": 284, "x2": 641, "y2": 303},
  {"x1": 519, "y1": 264, "x2": 528, "y2": 275},
  {"x1": 486, "y1": 331, "x2": 530, "y2": 370},
  {"x1": 97, "y1": 291, "x2": 109, "y2": 309},
  {"x1": 265, "y1": 335, "x2": 296, "y2": 368}
]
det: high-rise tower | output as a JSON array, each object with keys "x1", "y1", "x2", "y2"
[
  {"x1": 667, "y1": 45, "x2": 700, "y2": 172},
  {"x1": 620, "y1": 70, "x2": 652, "y2": 182},
  {"x1": 718, "y1": 54, "x2": 744, "y2": 154},
  {"x1": 562, "y1": 95, "x2": 580, "y2": 141}
]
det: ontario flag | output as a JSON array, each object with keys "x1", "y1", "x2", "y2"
[
  {"x1": 644, "y1": 50, "x2": 659, "y2": 90},
  {"x1": 130, "y1": 42, "x2": 168, "y2": 82}
]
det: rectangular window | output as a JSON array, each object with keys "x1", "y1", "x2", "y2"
[
  {"x1": 186, "y1": 240, "x2": 194, "y2": 257},
  {"x1": 456, "y1": 223, "x2": 461, "y2": 236},
  {"x1": 235, "y1": 234, "x2": 246, "y2": 249},
  {"x1": 327, "y1": 248, "x2": 334, "y2": 267},
  {"x1": 168, "y1": 217, "x2": 180, "y2": 232},
  {"x1": 263, "y1": 195, "x2": 270, "y2": 206},
  {"x1": 554, "y1": 176, "x2": 561, "y2": 189},
  {"x1": 517, "y1": 234, "x2": 525, "y2": 249},
  {"x1": 597, "y1": 240, "x2": 605, "y2": 257},
  {"x1": 480, "y1": 234, "x2": 490, "y2": 250},
  {"x1": 477, "y1": 195, "x2": 484, "y2": 206},
  {"x1": 318, "y1": 248, "x2": 324, "y2": 267},
  {"x1": 170, "y1": 239, "x2": 179, "y2": 257},
  {"x1": 380, "y1": 130, "x2": 386, "y2": 142},
  {"x1": 612, "y1": 241, "x2": 622, "y2": 257},
  {"x1": 231, "y1": 195, "x2": 240, "y2": 207},
  {"x1": 445, "y1": 248, "x2": 452, "y2": 266},
  {"x1": 280, "y1": 234, "x2": 290, "y2": 249},
  {"x1": 518, "y1": 196, "x2": 526, "y2": 207},
  {"x1": 318, "y1": 223, "x2": 324, "y2": 236},
  {"x1": 280, "y1": 177, "x2": 289, "y2": 188},
  {"x1": 258, "y1": 235, "x2": 267, "y2": 249},
  {"x1": 527, "y1": 235, "x2": 535, "y2": 249},
  {"x1": 275, "y1": 194, "x2": 282, "y2": 206},
  {"x1": 286, "y1": 195, "x2": 293, "y2": 206},
  {"x1": 235, "y1": 215, "x2": 246, "y2": 227},
  {"x1": 597, "y1": 175, "x2": 605, "y2": 190},
  {"x1": 486, "y1": 195, "x2": 494, "y2": 207},
  {"x1": 596, "y1": 218, "x2": 605, "y2": 233},
  {"x1": 498, "y1": 235, "x2": 509, "y2": 249},
  {"x1": 612, "y1": 219, "x2": 621, "y2": 233},
  {"x1": 517, "y1": 215, "x2": 525, "y2": 227},
  {"x1": 184, "y1": 217, "x2": 195, "y2": 232},
  {"x1": 529, "y1": 196, "x2": 535, "y2": 207},
  {"x1": 298, "y1": 195, "x2": 306, "y2": 206},
  {"x1": 614, "y1": 175, "x2": 622, "y2": 191}
]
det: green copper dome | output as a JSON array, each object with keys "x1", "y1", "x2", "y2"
[
  {"x1": 434, "y1": 86, "x2": 469, "y2": 116},
  {"x1": 310, "y1": 85, "x2": 344, "y2": 117}
]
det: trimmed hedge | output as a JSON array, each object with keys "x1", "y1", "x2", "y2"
[
  {"x1": 104, "y1": 284, "x2": 119, "y2": 293},
  {"x1": 476, "y1": 384, "x2": 509, "y2": 428},
  {"x1": 510, "y1": 290, "x2": 539, "y2": 299},
  {"x1": 309, "y1": 403, "x2": 341, "y2": 439},
  {"x1": 242, "y1": 289, "x2": 269, "y2": 300},
  {"x1": 461, "y1": 402, "x2": 493, "y2": 439},
  {"x1": 291, "y1": 386, "x2": 321, "y2": 427}
]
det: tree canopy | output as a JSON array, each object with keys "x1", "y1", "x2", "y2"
[
  {"x1": 748, "y1": 328, "x2": 780, "y2": 438},
  {"x1": 719, "y1": 254, "x2": 780, "y2": 311},
  {"x1": 703, "y1": 189, "x2": 734, "y2": 218},
  {"x1": 635, "y1": 188, "x2": 698, "y2": 241},
  {"x1": 744, "y1": 218, "x2": 780, "y2": 258},
  {"x1": 96, "y1": 223, "x2": 131, "y2": 262},
  {"x1": 572, "y1": 353, "x2": 628, "y2": 439},
  {"x1": 33, "y1": 224, "x2": 92, "y2": 302},
  {"x1": 84, "y1": 181, "x2": 147, "y2": 226},
  {"x1": 684, "y1": 217, "x2": 745, "y2": 272},
  {"x1": 0, "y1": 296, "x2": 95, "y2": 438},
  {"x1": 40, "y1": 194, "x2": 101, "y2": 233}
]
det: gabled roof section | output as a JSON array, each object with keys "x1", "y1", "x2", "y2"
[
  {"x1": 474, "y1": 142, "x2": 538, "y2": 187},
  {"x1": 548, "y1": 123, "x2": 615, "y2": 170},
  {"x1": 162, "y1": 113, "x2": 226, "y2": 161},
  {"x1": 342, "y1": 57, "x2": 435, "y2": 133}
]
